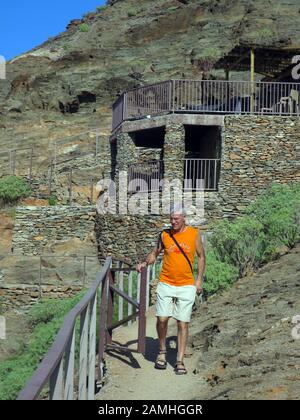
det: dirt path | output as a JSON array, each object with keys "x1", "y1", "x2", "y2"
[
  {"x1": 97, "y1": 306, "x2": 202, "y2": 400},
  {"x1": 97, "y1": 244, "x2": 300, "y2": 400}
]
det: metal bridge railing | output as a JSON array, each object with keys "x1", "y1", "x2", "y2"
[{"x1": 17, "y1": 258, "x2": 148, "y2": 400}]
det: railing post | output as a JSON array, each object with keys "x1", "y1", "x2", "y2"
[
  {"x1": 29, "y1": 147, "x2": 33, "y2": 184},
  {"x1": 88, "y1": 294, "x2": 97, "y2": 400},
  {"x1": 137, "y1": 267, "x2": 147, "y2": 355},
  {"x1": 172, "y1": 80, "x2": 175, "y2": 113},
  {"x1": 123, "y1": 92, "x2": 127, "y2": 121},
  {"x1": 64, "y1": 327, "x2": 75, "y2": 400},
  {"x1": 79, "y1": 305, "x2": 89, "y2": 400},
  {"x1": 146, "y1": 265, "x2": 151, "y2": 311},
  {"x1": 50, "y1": 360, "x2": 64, "y2": 400},
  {"x1": 49, "y1": 161, "x2": 53, "y2": 196},
  {"x1": 118, "y1": 262, "x2": 124, "y2": 321},
  {"x1": 98, "y1": 273, "x2": 108, "y2": 381},
  {"x1": 127, "y1": 271, "x2": 133, "y2": 326},
  {"x1": 106, "y1": 271, "x2": 115, "y2": 345}
]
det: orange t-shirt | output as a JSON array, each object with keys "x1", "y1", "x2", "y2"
[{"x1": 159, "y1": 226, "x2": 199, "y2": 287}]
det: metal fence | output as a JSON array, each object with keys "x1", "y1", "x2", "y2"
[
  {"x1": 184, "y1": 159, "x2": 220, "y2": 191},
  {"x1": 128, "y1": 159, "x2": 220, "y2": 192},
  {"x1": 112, "y1": 79, "x2": 300, "y2": 131},
  {"x1": 128, "y1": 160, "x2": 164, "y2": 193},
  {"x1": 0, "y1": 147, "x2": 34, "y2": 181},
  {"x1": 17, "y1": 259, "x2": 148, "y2": 400},
  {"x1": 0, "y1": 129, "x2": 104, "y2": 182}
]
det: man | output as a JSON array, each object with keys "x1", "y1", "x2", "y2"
[{"x1": 137, "y1": 205, "x2": 206, "y2": 375}]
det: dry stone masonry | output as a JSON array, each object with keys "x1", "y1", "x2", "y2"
[{"x1": 12, "y1": 206, "x2": 97, "y2": 255}]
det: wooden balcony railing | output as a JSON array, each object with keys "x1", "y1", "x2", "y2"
[{"x1": 112, "y1": 79, "x2": 300, "y2": 132}]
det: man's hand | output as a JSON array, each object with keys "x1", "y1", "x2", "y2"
[
  {"x1": 136, "y1": 261, "x2": 147, "y2": 273},
  {"x1": 195, "y1": 278, "x2": 203, "y2": 295}
]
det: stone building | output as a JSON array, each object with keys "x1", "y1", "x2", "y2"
[{"x1": 96, "y1": 76, "x2": 300, "y2": 262}]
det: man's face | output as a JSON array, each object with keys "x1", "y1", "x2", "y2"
[{"x1": 170, "y1": 213, "x2": 185, "y2": 231}]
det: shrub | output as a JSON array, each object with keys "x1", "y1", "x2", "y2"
[
  {"x1": 0, "y1": 176, "x2": 31, "y2": 206},
  {"x1": 203, "y1": 248, "x2": 239, "y2": 294},
  {"x1": 79, "y1": 23, "x2": 90, "y2": 32},
  {"x1": 0, "y1": 292, "x2": 84, "y2": 400},
  {"x1": 127, "y1": 8, "x2": 137, "y2": 17},
  {"x1": 97, "y1": 5, "x2": 107, "y2": 12},
  {"x1": 210, "y1": 216, "x2": 265, "y2": 276},
  {"x1": 48, "y1": 195, "x2": 57, "y2": 206},
  {"x1": 245, "y1": 183, "x2": 300, "y2": 260}
]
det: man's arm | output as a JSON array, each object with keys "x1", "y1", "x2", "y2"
[
  {"x1": 136, "y1": 235, "x2": 163, "y2": 272},
  {"x1": 195, "y1": 231, "x2": 206, "y2": 294}
]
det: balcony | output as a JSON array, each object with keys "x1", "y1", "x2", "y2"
[{"x1": 112, "y1": 79, "x2": 300, "y2": 132}]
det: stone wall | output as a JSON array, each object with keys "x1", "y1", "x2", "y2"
[
  {"x1": 95, "y1": 211, "x2": 208, "y2": 263},
  {"x1": 218, "y1": 115, "x2": 300, "y2": 209},
  {"x1": 95, "y1": 214, "x2": 169, "y2": 263},
  {"x1": 96, "y1": 114, "x2": 300, "y2": 260},
  {"x1": 12, "y1": 206, "x2": 97, "y2": 255},
  {"x1": 136, "y1": 147, "x2": 162, "y2": 162},
  {"x1": 204, "y1": 115, "x2": 300, "y2": 220},
  {"x1": 0, "y1": 285, "x2": 83, "y2": 312}
]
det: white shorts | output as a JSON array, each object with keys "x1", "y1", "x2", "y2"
[{"x1": 155, "y1": 282, "x2": 196, "y2": 323}]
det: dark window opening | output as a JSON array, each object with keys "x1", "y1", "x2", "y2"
[
  {"x1": 129, "y1": 127, "x2": 165, "y2": 192},
  {"x1": 77, "y1": 91, "x2": 96, "y2": 104},
  {"x1": 184, "y1": 125, "x2": 222, "y2": 191},
  {"x1": 132, "y1": 126, "x2": 165, "y2": 148}
]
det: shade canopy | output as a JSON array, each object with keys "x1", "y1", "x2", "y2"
[{"x1": 215, "y1": 44, "x2": 300, "y2": 80}]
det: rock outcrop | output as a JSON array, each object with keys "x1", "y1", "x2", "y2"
[
  {"x1": 1, "y1": 0, "x2": 300, "y2": 164},
  {"x1": 189, "y1": 242, "x2": 300, "y2": 400}
]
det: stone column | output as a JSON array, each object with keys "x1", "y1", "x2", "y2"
[
  {"x1": 163, "y1": 123, "x2": 185, "y2": 182},
  {"x1": 114, "y1": 132, "x2": 137, "y2": 213},
  {"x1": 116, "y1": 132, "x2": 137, "y2": 172}
]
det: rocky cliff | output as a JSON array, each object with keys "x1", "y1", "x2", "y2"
[{"x1": 0, "y1": 0, "x2": 299, "y2": 169}]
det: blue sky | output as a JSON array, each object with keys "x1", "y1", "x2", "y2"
[{"x1": 0, "y1": 0, "x2": 106, "y2": 61}]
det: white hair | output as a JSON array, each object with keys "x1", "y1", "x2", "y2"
[{"x1": 170, "y1": 203, "x2": 187, "y2": 217}]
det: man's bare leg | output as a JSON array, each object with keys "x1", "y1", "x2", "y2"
[
  {"x1": 176, "y1": 321, "x2": 189, "y2": 372},
  {"x1": 156, "y1": 316, "x2": 169, "y2": 364}
]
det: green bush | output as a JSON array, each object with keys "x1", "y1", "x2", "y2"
[
  {"x1": 245, "y1": 183, "x2": 300, "y2": 260},
  {"x1": 0, "y1": 292, "x2": 84, "y2": 400},
  {"x1": 210, "y1": 216, "x2": 266, "y2": 276},
  {"x1": 205, "y1": 182, "x2": 300, "y2": 291},
  {"x1": 127, "y1": 8, "x2": 137, "y2": 17},
  {"x1": 97, "y1": 5, "x2": 107, "y2": 12},
  {"x1": 48, "y1": 195, "x2": 57, "y2": 206},
  {"x1": 79, "y1": 23, "x2": 90, "y2": 32},
  {"x1": 203, "y1": 248, "x2": 239, "y2": 294},
  {"x1": 0, "y1": 176, "x2": 31, "y2": 205}
]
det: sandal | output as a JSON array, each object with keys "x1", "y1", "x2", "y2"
[
  {"x1": 174, "y1": 361, "x2": 187, "y2": 375},
  {"x1": 154, "y1": 350, "x2": 167, "y2": 370}
]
